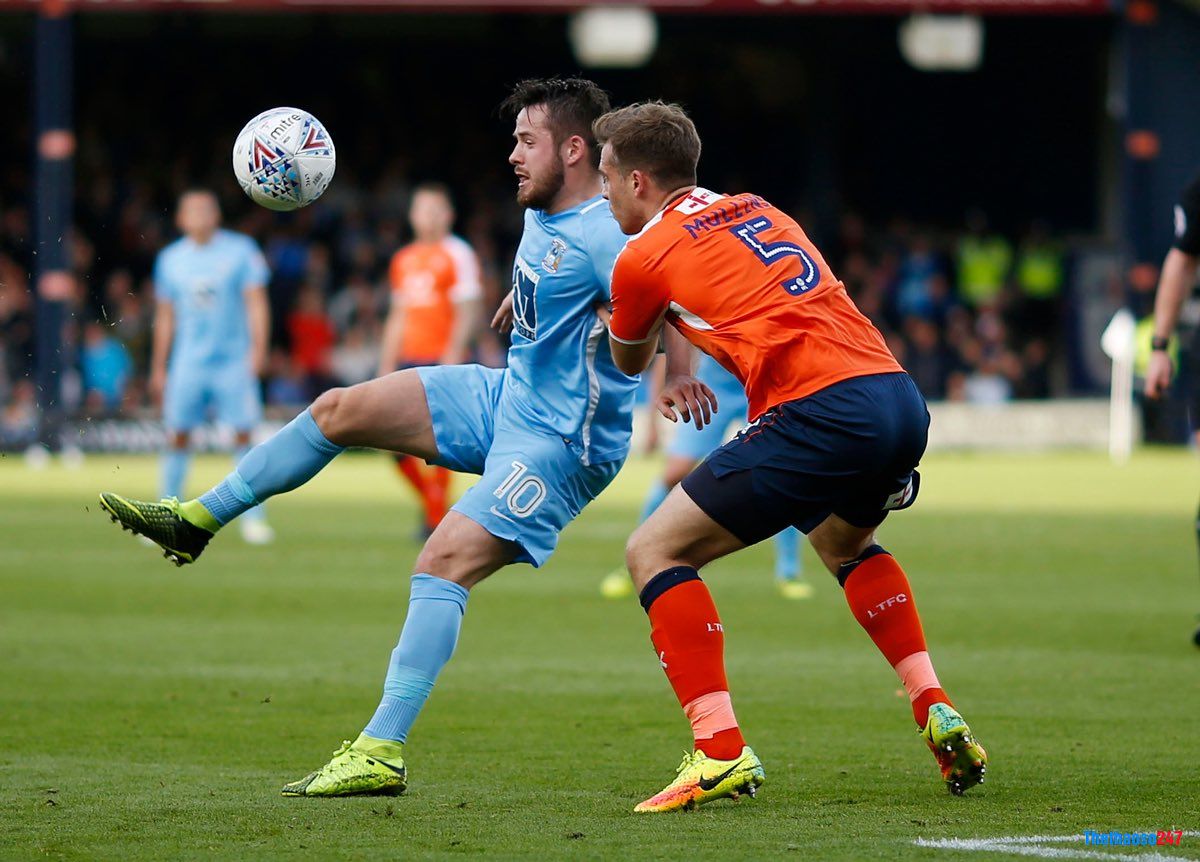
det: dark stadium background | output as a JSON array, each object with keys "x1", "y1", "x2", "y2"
[{"x1": 1, "y1": 0, "x2": 1200, "y2": 448}]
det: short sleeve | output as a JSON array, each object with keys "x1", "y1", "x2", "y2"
[
  {"x1": 153, "y1": 251, "x2": 174, "y2": 303},
  {"x1": 241, "y1": 240, "x2": 270, "y2": 291},
  {"x1": 445, "y1": 237, "x2": 483, "y2": 302},
  {"x1": 1173, "y1": 172, "x2": 1200, "y2": 255},
  {"x1": 388, "y1": 250, "x2": 406, "y2": 297},
  {"x1": 609, "y1": 246, "x2": 669, "y2": 345}
]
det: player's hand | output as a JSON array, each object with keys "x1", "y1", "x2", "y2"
[
  {"x1": 658, "y1": 373, "x2": 718, "y2": 430},
  {"x1": 492, "y1": 291, "x2": 515, "y2": 334},
  {"x1": 149, "y1": 367, "x2": 167, "y2": 406},
  {"x1": 593, "y1": 302, "x2": 612, "y2": 327},
  {"x1": 248, "y1": 349, "x2": 267, "y2": 378},
  {"x1": 1144, "y1": 351, "x2": 1174, "y2": 399}
]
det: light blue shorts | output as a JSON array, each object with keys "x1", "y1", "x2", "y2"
[
  {"x1": 163, "y1": 359, "x2": 262, "y2": 432},
  {"x1": 419, "y1": 364, "x2": 623, "y2": 567},
  {"x1": 668, "y1": 361, "x2": 749, "y2": 461}
]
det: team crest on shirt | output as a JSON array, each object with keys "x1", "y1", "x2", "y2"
[
  {"x1": 541, "y1": 238, "x2": 568, "y2": 274},
  {"x1": 1176, "y1": 205, "x2": 1188, "y2": 239}
]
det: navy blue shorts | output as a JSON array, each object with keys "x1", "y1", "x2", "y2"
[{"x1": 680, "y1": 372, "x2": 929, "y2": 545}]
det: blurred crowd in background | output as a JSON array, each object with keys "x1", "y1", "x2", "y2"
[{"x1": 0, "y1": 153, "x2": 1083, "y2": 446}]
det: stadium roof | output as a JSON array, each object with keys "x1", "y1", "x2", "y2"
[{"x1": 1, "y1": 0, "x2": 1112, "y2": 15}]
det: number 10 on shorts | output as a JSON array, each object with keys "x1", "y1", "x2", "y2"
[{"x1": 493, "y1": 461, "x2": 547, "y2": 518}]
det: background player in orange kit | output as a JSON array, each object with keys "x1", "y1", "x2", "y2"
[
  {"x1": 593, "y1": 102, "x2": 988, "y2": 813},
  {"x1": 379, "y1": 183, "x2": 483, "y2": 537}
]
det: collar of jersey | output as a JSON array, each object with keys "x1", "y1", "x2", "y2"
[{"x1": 532, "y1": 194, "x2": 606, "y2": 223}]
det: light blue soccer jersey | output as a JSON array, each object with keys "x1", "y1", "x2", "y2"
[
  {"x1": 504, "y1": 196, "x2": 638, "y2": 465},
  {"x1": 154, "y1": 229, "x2": 269, "y2": 367}
]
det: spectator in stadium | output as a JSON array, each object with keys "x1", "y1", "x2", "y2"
[
  {"x1": 1013, "y1": 219, "x2": 1065, "y2": 342},
  {"x1": 1143, "y1": 166, "x2": 1200, "y2": 647},
  {"x1": 287, "y1": 282, "x2": 338, "y2": 400},
  {"x1": 957, "y1": 209, "x2": 1012, "y2": 310},
  {"x1": 80, "y1": 321, "x2": 133, "y2": 414}
]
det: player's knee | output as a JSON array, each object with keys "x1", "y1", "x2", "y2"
[
  {"x1": 169, "y1": 431, "x2": 189, "y2": 450},
  {"x1": 414, "y1": 535, "x2": 485, "y2": 587},
  {"x1": 809, "y1": 534, "x2": 874, "y2": 577},
  {"x1": 624, "y1": 524, "x2": 659, "y2": 581},
  {"x1": 310, "y1": 386, "x2": 353, "y2": 444}
]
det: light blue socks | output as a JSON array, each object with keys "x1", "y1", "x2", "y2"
[
  {"x1": 198, "y1": 409, "x2": 342, "y2": 526},
  {"x1": 774, "y1": 527, "x2": 804, "y2": 580},
  {"x1": 160, "y1": 449, "x2": 191, "y2": 500},
  {"x1": 364, "y1": 574, "x2": 469, "y2": 743},
  {"x1": 231, "y1": 443, "x2": 266, "y2": 523}
]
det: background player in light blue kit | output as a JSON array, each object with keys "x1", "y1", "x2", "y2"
[
  {"x1": 601, "y1": 354, "x2": 811, "y2": 601},
  {"x1": 151, "y1": 190, "x2": 273, "y2": 545},
  {"x1": 99, "y1": 78, "x2": 713, "y2": 797}
]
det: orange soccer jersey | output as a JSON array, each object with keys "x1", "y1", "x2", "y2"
[
  {"x1": 388, "y1": 235, "x2": 482, "y2": 363},
  {"x1": 609, "y1": 188, "x2": 902, "y2": 420}
]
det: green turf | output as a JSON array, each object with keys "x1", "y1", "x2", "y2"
[{"x1": 1, "y1": 449, "x2": 1197, "y2": 860}]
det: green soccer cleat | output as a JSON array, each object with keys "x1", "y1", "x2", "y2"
[
  {"x1": 634, "y1": 746, "x2": 764, "y2": 813},
  {"x1": 921, "y1": 703, "x2": 988, "y2": 796},
  {"x1": 98, "y1": 493, "x2": 214, "y2": 567},
  {"x1": 282, "y1": 736, "x2": 407, "y2": 798}
]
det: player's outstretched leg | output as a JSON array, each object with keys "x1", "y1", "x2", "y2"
[
  {"x1": 99, "y1": 408, "x2": 341, "y2": 566},
  {"x1": 233, "y1": 438, "x2": 275, "y2": 546},
  {"x1": 826, "y1": 535, "x2": 987, "y2": 795},
  {"x1": 283, "y1": 513, "x2": 510, "y2": 797},
  {"x1": 99, "y1": 371, "x2": 438, "y2": 566}
]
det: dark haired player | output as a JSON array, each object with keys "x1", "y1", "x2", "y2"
[
  {"x1": 1144, "y1": 168, "x2": 1200, "y2": 647},
  {"x1": 593, "y1": 101, "x2": 988, "y2": 811},
  {"x1": 98, "y1": 79, "x2": 709, "y2": 797}
]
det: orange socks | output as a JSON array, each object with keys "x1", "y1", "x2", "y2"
[
  {"x1": 641, "y1": 567, "x2": 745, "y2": 761},
  {"x1": 839, "y1": 546, "x2": 951, "y2": 725},
  {"x1": 426, "y1": 466, "x2": 451, "y2": 527},
  {"x1": 394, "y1": 456, "x2": 450, "y2": 530}
]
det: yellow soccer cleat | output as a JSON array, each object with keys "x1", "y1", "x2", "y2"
[
  {"x1": 98, "y1": 493, "x2": 215, "y2": 567},
  {"x1": 634, "y1": 746, "x2": 764, "y2": 813},
  {"x1": 600, "y1": 568, "x2": 634, "y2": 600},
  {"x1": 281, "y1": 735, "x2": 407, "y2": 798},
  {"x1": 921, "y1": 703, "x2": 988, "y2": 796},
  {"x1": 777, "y1": 578, "x2": 814, "y2": 600}
]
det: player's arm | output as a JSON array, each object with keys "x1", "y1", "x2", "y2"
[
  {"x1": 149, "y1": 295, "x2": 174, "y2": 403},
  {"x1": 379, "y1": 252, "x2": 407, "y2": 376},
  {"x1": 1146, "y1": 178, "x2": 1200, "y2": 399},
  {"x1": 244, "y1": 285, "x2": 269, "y2": 377},
  {"x1": 607, "y1": 249, "x2": 668, "y2": 376},
  {"x1": 442, "y1": 241, "x2": 484, "y2": 365},
  {"x1": 657, "y1": 323, "x2": 717, "y2": 430},
  {"x1": 443, "y1": 298, "x2": 480, "y2": 365},
  {"x1": 378, "y1": 299, "x2": 407, "y2": 377},
  {"x1": 241, "y1": 241, "x2": 271, "y2": 377},
  {"x1": 491, "y1": 290, "x2": 514, "y2": 334}
]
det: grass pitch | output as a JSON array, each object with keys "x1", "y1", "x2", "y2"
[{"x1": 1, "y1": 448, "x2": 1198, "y2": 860}]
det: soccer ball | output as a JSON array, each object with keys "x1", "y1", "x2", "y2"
[{"x1": 232, "y1": 107, "x2": 335, "y2": 211}]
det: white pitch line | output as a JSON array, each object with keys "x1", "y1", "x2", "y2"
[{"x1": 914, "y1": 832, "x2": 1200, "y2": 862}]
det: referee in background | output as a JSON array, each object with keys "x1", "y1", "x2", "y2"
[{"x1": 1144, "y1": 169, "x2": 1200, "y2": 647}]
